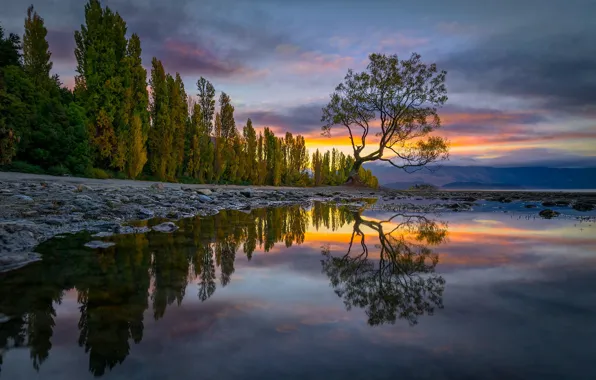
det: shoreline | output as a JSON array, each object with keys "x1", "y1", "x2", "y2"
[{"x1": 1, "y1": 171, "x2": 595, "y2": 273}]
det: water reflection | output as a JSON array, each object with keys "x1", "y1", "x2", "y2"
[
  {"x1": 321, "y1": 213, "x2": 447, "y2": 326},
  {"x1": 0, "y1": 203, "x2": 446, "y2": 377}
]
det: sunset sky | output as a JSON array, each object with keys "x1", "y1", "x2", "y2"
[{"x1": 1, "y1": 0, "x2": 595, "y2": 167}]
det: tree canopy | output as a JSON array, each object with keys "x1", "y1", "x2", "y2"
[{"x1": 322, "y1": 53, "x2": 449, "y2": 182}]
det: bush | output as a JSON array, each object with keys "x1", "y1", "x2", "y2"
[
  {"x1": 47, "y1": 165, "x2": 71, "y2": 176},
  {"x1": 89, "y1": 168, "x2": 111, "y2": 179},
  {"x1": 1, "y1": 160, "x2": 45, "y2": 174},
  {"x1": 113, "y1": 171, "x2": 127, "y2": 180}
]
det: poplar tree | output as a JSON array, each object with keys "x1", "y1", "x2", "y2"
[
  {"x1": 242, "y1": 118, "x2": 257, "y2": 183},
  {"x1": 127, "y1": 114, "x2": 147, "y2": 178},
  {"x1": 148, "y1": 58, "x2": 170, "y2": 180},
  {"x1": 187, "y1": 103, "x2": 202, "y2": 179},
  {"x1": 196, "y1": 77, "x2": 215, "y2": 182},
  {"x1": 119, "y1": 33, "x2": 149, "y2": 176},
  {"x1": 74, "y1": 0, "x2": 128, "y2": 167},
  {"x1": 23, "y1": 6, "x2": 52, "y2": 87},
  {"x1": 213, "y1": 111, "x2": 223, "y2": 182}
]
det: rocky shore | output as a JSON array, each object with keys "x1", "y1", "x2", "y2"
[{"x1": 1, "y1": 172, "x2": 595, "y2": 273}]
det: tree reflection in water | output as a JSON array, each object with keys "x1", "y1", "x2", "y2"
[
  {"x1": 0, "y1": 202, "x2": 446, "y2": 376},
  {"x1": 321, "y1": 211, "x2": 447, "y2": 326}
]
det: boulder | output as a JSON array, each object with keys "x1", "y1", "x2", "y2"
[
  {"x1": 542, "y1": 201, "x2": 557, "y2": 207},
  {"x1": 196, "y1": 189, "x2": 212, "y2": 196},
  {"x1": 152, "y1": 222, "x2": 178, "y2": 233},
  {"x1": 539, "y1": 209, "x2": 560, "y2": 219},
  {"x1": 240, "y1": 189, "x2": 253, "y2": 198},
  {"x1": 572, "y1": 203, "x2": 594, "y2": 212},
  {"x1": 524, "y1": 204, "x2": 537, "y2": 208},
  {"x1": 150, "y1": 183, "x2": 164, "y2": 190},
  {"x1": 84, "y1": 241, "x2": 115, "y2": 249}
]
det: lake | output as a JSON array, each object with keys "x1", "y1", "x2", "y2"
[{"x1": 1, "y1": 203, "x2": 595, "y2": 380}]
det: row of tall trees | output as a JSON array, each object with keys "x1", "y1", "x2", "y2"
[{"x1": 0, "y1": 1, "x2": 378, "y2": 187}]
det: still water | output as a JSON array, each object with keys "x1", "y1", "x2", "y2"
[{"x1": 1, "y1": 203, "x2": 595, "y2": 379}]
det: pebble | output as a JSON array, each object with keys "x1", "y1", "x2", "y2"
[{"x1": 84, "y1": 241, "x2": 115, "y2": 249}]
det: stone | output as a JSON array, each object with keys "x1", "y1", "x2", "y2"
[
  {"x1": 0, "y1": 313, "x2": 11, "y2": 323},
  {"x1": 76, "y1": 195, "x2": 93, "y2": 201},
  {"x1": 152, "y1": 222, "x2": 178, "y2": 233},
  {"x1": 524, "y1": 204, "x2": 537, "y2": 208},
  {"x1": 539, "y1": 209, "x2": 560, "y2": 219},
  {"x1": 151, "y1": 183, "x2": 165, "y2": 190},
  {"x1": 92, "y1": 231, "x2": 114, "y2": 238},
  {"x1": 197, "y1": 189, "x2": 213, "y2": 196},
  {"x1": 137, "y1": 207, "x2": 155, "y2": 218},
  {"x1": 84, "y1": 241, "x2": 115, "y2": 249},
  {"x1": 542, "y1": 201, "x2": 557, "y2": 207},
  {"x1": 75, "y1": 184, "x2": 91, "y2": 192},
  {"x1": 240, "y1": 189, "x2": 253, "y2": 198},
  {"x1": 555, "y1": 200, "x2": 570, "y2": 206},
  {"x1": 11, "y1": 194, "x2": 34, "y2": 202},
  {"x1": 44, "y1": 217, "x2": 64, "y2": 226},
  {"x1": 198, "y1": 195, "x2": 213, "y2": 203},
  {"x1": 572, "y1": 203, "x2": 594, "y2": 212}
]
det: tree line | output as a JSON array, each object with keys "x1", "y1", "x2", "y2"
[{"x1": 0, "y1": 1, "x2": 378, "y2": 188}]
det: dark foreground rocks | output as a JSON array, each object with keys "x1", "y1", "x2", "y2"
[
  {"x1": 539, "y1": 209, "x2": 560, "y2": 219},
  {"x1": 0, "y1": 177, "x2": 383, "y2": 272}
]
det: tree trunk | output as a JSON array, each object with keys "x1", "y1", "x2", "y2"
[{"x1": 346, "y1": 160, "x2": 363, "y2": 185}]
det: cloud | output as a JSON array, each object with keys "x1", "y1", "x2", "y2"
[
  {"x1": 275, "y1": 45, "x2": 354, "y2": 75},
  {"x1": 447, "y1": 147, "x2": 596, "y2": 168},
  {"x1": 235, "y1": 103, "x2": 325, "y2": 135},
  {"x1": 441, "y1": 28, "x2": 596, "y2": 114},
  {"x1": 439, "y1": 105, "x2": 547, "y2": 135},
  {"x1": 156, "y1": 39, "x2": 269, "y2": 80}
]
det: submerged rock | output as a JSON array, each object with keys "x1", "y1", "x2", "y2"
[
  {"x1": 152, "y1": 222, "x2": 178, "y2": 233},
  {"x1": 525, "y1": 204, "x2": 537, "y2": 208},
  {"x1": 84, "y1": 241, "x2": 115, "y2": 249},
  {"x1": 92, "y1": 231, "x2": 114, "y2": 238},
  {"x1": 539, "y1": 209, "x2": 560, "y2": 219},
  {"x1": 572, "y1": 203, "x2": 594, "y2": 212},
  {"x1": 542, "y1": 201, "x2": 557, "y2": 207}
]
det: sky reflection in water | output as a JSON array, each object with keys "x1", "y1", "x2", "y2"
[{"x1": 0, "y1": 203, "x2": 595, "y2": 380}]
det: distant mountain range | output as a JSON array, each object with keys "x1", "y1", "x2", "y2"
[{"x1": 366, "y1": 165, "x2": 596, "y2": 190}]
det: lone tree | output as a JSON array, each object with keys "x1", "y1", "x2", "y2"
[{"x1": 321, "y1": 53, "x2": 449, "y2": 183}]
